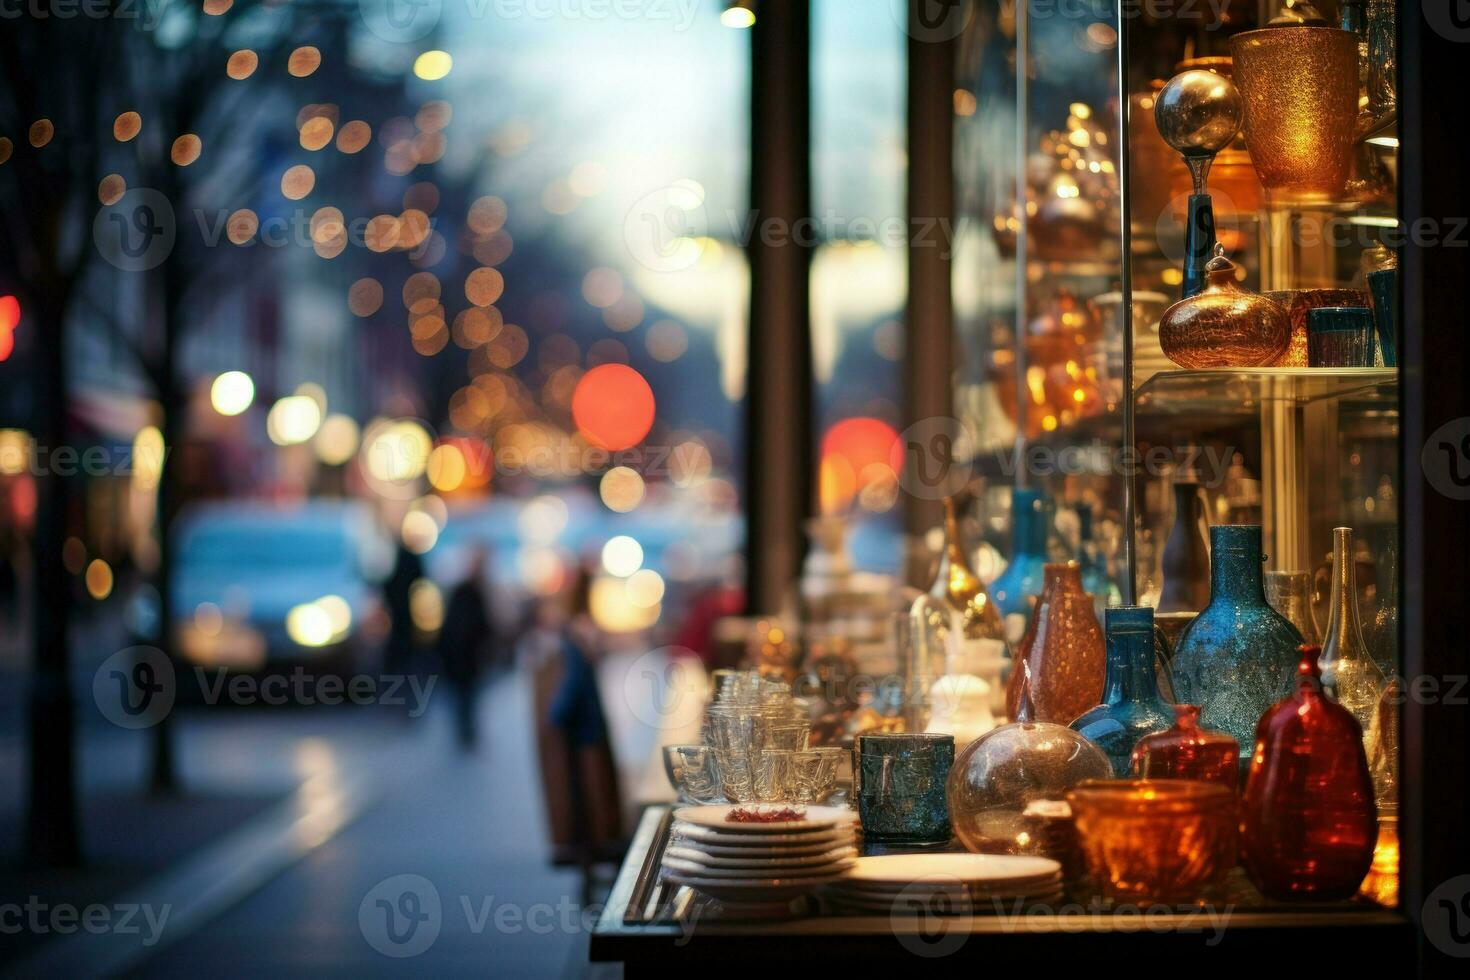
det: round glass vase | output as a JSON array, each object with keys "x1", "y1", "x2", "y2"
[{"x1": 1169, "y1": 525, "x2": 1304, "y2": 763}]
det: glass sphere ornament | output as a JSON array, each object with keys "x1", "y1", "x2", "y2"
[{"x1": 946, "y1": 715, "x2": 1113, "y2": 856}]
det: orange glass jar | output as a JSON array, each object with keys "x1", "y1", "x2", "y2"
[{"x1": 1068, "y1": 779, "x2": 1237, "y2": 905}]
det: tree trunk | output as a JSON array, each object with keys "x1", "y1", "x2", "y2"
[{"x1": 26, "y1": 290, "x2": 82, "y2": 866}]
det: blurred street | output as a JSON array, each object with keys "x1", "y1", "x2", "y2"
[{"x1": 3, "y1": 658, "x2": 661, "y2": 977}]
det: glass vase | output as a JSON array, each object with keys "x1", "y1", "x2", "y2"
[
  {"x1": 1070, "y1": 606, "x2": 1176, "y2": 776},
  {"x1": 1241, "y1": 645, "x2": 1378, "y2": 900},
  {"x1": 1169, "y1": 524, "x2": 1304, "y2": 759},
  {"x1": 1363, "y1": 539, "x2": 1398, "y2": 678},
  {"x1": 1158, "y1": 479, "x2": 1212, "y2": 613},
  {"x1": 910, "y1": 493, "x2": 1011, "y2": 728},
  {"x1": 990, "y1": 487, "x2": 1050, "y2": 639},
  {"x1": 946, "y1": 718, "x2": 1112, "y2": 855},
  {"x1": 1264, "y1": 570, "x2": 1322, "y2": 644},
  {"x1": 1318, "y1": 526, "x2": 1388, "y2": 736},
  {"x1": 1130, "y1": 704, "x2": 1240, "y2": 790},
  {"x1": 1004, "y1": 563, "x2": 1105, "y2": 725}
]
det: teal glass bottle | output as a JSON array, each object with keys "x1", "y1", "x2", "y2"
[
  {"x1": 1071, "y1": 606, "x2": 1176, "y2": 775},
  {"x1": 991, "y1": 487, "x2": 1049, "y2": 633},
  {"x1": 1169, "y1": 525, "x2": 1304, "y2": 763}
]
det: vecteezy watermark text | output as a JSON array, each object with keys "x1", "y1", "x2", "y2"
[
  {"x1": 357, "y1": 876, "x2": 705, "y2": 957},
  {"x1": 93, "y1": 648, "x2": 439, "y2": 729},
  {"x1": 0, "y1": 897, "x2": 171, "y2": 947}
]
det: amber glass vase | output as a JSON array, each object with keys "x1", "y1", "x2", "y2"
[
  {"x1": 1241, "y1": 646, "x2": 1378, "y2": 901},
  {"x1": 1005, "y1": 563, "x2": 1105, "y2": 725},
  {"x1": 1130, "y1": 704, "x2": 1240, "y2": 790},
  {"x1": 1229, "y1": 27, "x2": 1360, "y2": 205}
]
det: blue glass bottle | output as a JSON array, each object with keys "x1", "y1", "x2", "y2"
[
  {"x1": 1071, "y1": 606, "x2": 1175, "y2": 775},
  {"x1": 1169, "y1": 525, "x2": 1304, "y2": 763},
  {"x1": 991, "y1": 487, "x2": 1049, "y2": 637}
]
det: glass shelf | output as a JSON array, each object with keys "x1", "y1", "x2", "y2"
[{"x1": 1134, "y1": 368, "x2": 1399, "y2": 417}]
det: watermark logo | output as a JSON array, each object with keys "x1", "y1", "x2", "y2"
[
  {"x1": 0, "y1": 897, "x2": 171, "y2": 947},
  {"x1": 892, "y1": 0, "x2": 973, "y2": 43},
  {"x1": 93, "y1": 188, "x2": 175, "y2": 272},
  {"x1": 619, "y1": 647, "x2": 707, "y2": 730},
  {"x1": 360, "y1": 0, "x2": 444, "y2": 42},
  {"x1": 624, "y1": 182, "x2": 708, "y2": 273},
  {"x1": 92, "y1": 646, "x2": 175, "y2": 730},
  {"x1": 891, "y1": 876, "x2": 974, "y2": 958},
  {"x1": 1423, "y1": 875, "x2": 1470, "y2": 957},
  {"x1": 1422, "y1": 417, "x2": 1470, "y2": 501},
  {"x1": 894, "y1": 416, "x2": 976, "y2": 501},
  {"x1": 359, "y1": 874, "x2": 442, "y2": 958},
  {"x1": 1424, "y1": 2, "x2": 1470, "y2": 44}
]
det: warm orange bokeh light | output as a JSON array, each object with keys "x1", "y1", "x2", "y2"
[
  {"x1": 571, "y1": 364, "x2": 655, "y2": 451},
  {"x1": 819, "y1": 417, "x2": 900, "y2": 514},
  {"x1": 0, "y1": 296, "x2": 20, "y2": 333}
]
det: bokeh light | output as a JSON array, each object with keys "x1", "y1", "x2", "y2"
[
  {"x1": 601, "y1": 536, "x2": 644, "y2": 578},
  {"x1": 314, "y1": 414, "x2": 361, "y2": 466},
  {"x1": 266, "y1": 395, "x2": 323, "y2": 446},
  {"x1": 571, "y1": 364, "x2": 655, "y2": 451},
  {"x1": 210, "y1": 371, "x2": 255, "y2": 416},
  {"x1": 599, "y1": 466, "x2": 645, "y2": 513},
  {"x1": 414, "y1": 51, "x2": 453, "y2": 81}
]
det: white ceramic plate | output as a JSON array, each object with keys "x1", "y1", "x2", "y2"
[
  {"x1": 828, "y1": 890, "x2": 1066, "y2": 913},
  {"x1": 662, "y1": 872, "x2": 849, "y2": 901},
  {"x1": 673, "y1": 804, "x2": 855, "y2": 833},
  {"x1": 841, "y1": 853, "x2": 1061, "y2": 886},
  {"x1": 831, "y1": 870, "x2": 1063, "y2": 896},
  {"x1": 665, "y1": 845, "x2": 858, "y2": 869},
  {"x1": 662, "y1": 854, "x2": 856, "y2": 879},
  {"x1": 671, "y1": 822, "x2": 854, "y2": 848},
  {"x1": 669, "y1": 836, "x2": 852, "y2": 859}
]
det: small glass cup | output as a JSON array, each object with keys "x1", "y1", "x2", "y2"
[
  {"x1": 714, "y1": 747, "x2": 755, "y2": 803},
  {"x1": 764, "y1": 721, "x2": 811, "y2": 752},
  {"x1": 663, "y1": 744, "x2": 722, "y2": 804},
  {"x1": 1307, "y1": 307, "x2": 1374, "y2": 367},
  {"x1": 786, "y1": 747, "x2": 845, "y2": 804},
  {"x1": 754, "y1": 749, "x2": 794, "y2": 802},
  {"x1": 707, "y1": 707, "x2": 754, "y2": 751}
]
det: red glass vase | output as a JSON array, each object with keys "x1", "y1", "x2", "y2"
[
  {"x1": 1004, "y1": 562, "x2": 1104, "y2": 724},
  {"x1": 1241, "y1": 645, "x2": 1378, "y2": 900},
  {"x1": 1130, "y1": 704, "x2": 1240, "y2": 790}
]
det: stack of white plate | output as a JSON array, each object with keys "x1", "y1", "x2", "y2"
[
  {"x1": 661, "y1": 805, "x2": 858, "y2": 909},
  {"x1": 825, "y1": 853, "x2": 1065, "y2": 914}
]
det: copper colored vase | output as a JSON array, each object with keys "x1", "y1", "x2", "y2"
[
  {"x1": 1230, "y1": 27, "x2": 1360, "y2": 205},
  {"x1": 1241, "y1": 645, "x2": 1378, "y2": 900},
  {"x1": 1159, "y1": 245, "x2": 1290, "y2": 369},
  {"x1": 1005, "y1": 563, "x2": 1104, "y2": 725},
  {"x1": 1263, "y1": 288, "x2": 1371, "y2": 367}
]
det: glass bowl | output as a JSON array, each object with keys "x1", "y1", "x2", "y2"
[{"x1": 1067, "y1": 779, "x2": 1237, "y2": 905}]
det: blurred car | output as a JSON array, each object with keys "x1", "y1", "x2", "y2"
[
  {"x1": 427, "y1": 487, "x2": 743, "y2": 635},
  {"x1": 171, "y1": 500, "x2": 391, "y2": 671}
]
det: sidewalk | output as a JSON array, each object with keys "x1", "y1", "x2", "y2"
[{"x1": 122, "y1": 673, "x2": 593, "y2": 978}]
